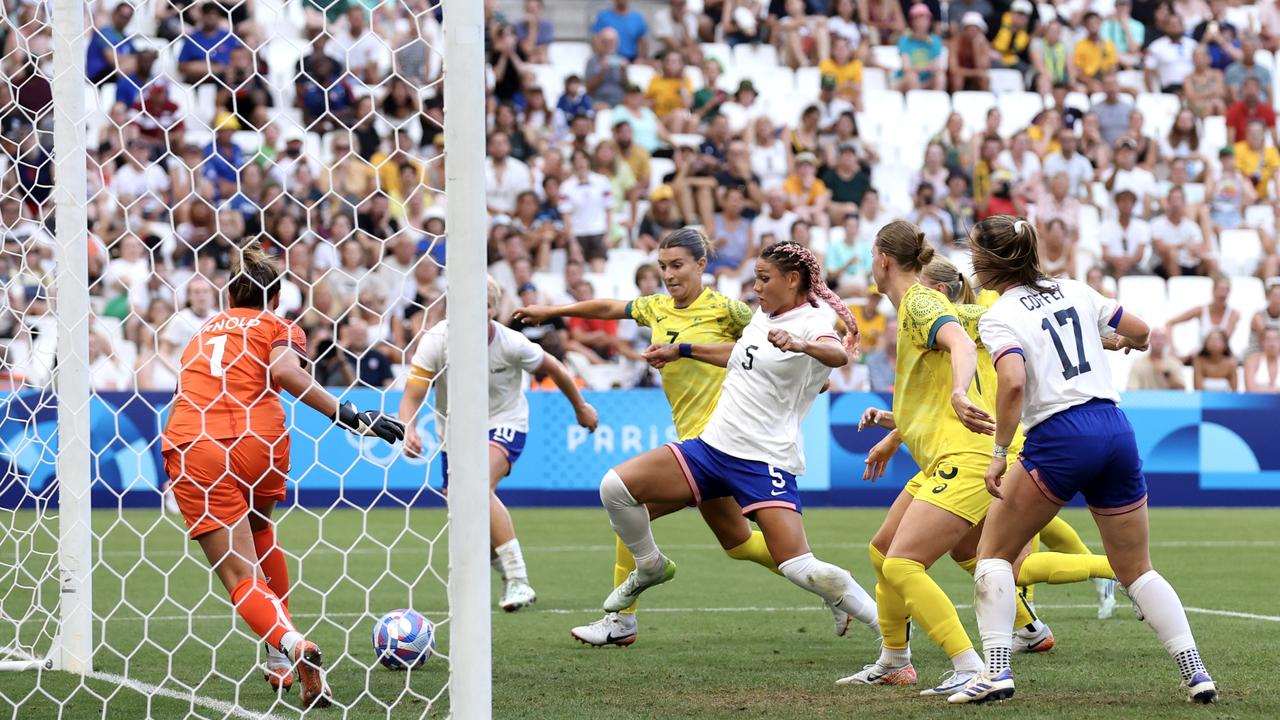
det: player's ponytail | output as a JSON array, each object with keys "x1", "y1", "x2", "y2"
[
  {"x1": 874, "y1": 220, "x2": 933, "y2": 273},
  {"x1": 659, "y1": 225, "x2": 710, "y2": 263},
  {"x1": 922, "y1": 256, "x2": 976, "y2": 306},
  {"x1": 228, "y1": 240, "x2": 281, "y2": 309},
  {"x1": 970, "y1": 215, "x2": 1054, "y2": 293},
  {"x1": 759, "y1": 241, "x2": 860, "y2": 357}
]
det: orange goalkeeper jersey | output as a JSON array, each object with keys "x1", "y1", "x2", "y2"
[{"x1": 162, "y1": 308, "x2": 307, "y2": 450}]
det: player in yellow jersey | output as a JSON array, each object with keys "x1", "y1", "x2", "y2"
[
  {"x1": 835, "y1": 223, "x2": 1113, "y2": 697},
  {"x1": 517, "y1": 228, "x2": 849, "y2": 647}
]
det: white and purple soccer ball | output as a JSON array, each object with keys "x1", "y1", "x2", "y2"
[{"x1": 373, "y1": 609, "x2": 436, "y2": 670}]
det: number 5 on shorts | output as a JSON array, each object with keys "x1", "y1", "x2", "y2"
[{"x1": 768, "y1": 466, "x2": 785, "y2": 491}]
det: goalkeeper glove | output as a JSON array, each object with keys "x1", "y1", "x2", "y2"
[{"x1": 334, "y1": 401, "x2": 406, "y2": 445}]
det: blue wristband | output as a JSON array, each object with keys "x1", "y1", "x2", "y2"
[{"x1": 679, "y1": 343, "x2": 693, "y2": 358}]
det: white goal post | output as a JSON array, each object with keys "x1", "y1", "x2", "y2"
[{"x1": 0, "y1": 0, "x2": 493, "y2": 716}]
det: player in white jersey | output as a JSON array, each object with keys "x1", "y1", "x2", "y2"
[
  {"x1": 400, "y1": 277, "x2": 599, "y2": 611},
  {"x1": 595, "y1": 241, "x2": 880, "y2": 637},
  {"x1": 949, "y1": 216, "x2": 1217, "y2": 705}
]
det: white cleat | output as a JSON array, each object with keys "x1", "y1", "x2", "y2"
[
  {"x1": 603, "y1": 556, "x2": 676, "y2": 612},
  {"x1": 947, "y1": 669, "x2": 1015, "y2": 704},
  {"x1": 1185, "y1": 672, "x2": 1217, "y2": 704},
  {"x1": 570, "y1": 612, "x2": 638, "y2": 647},
  {"x1": 263, "y1": 642, "x2": 293, "y2": 692},
  {"x1": 836, "y1": 661, "x2": 918, "y2": 686},
  {"x1": 1013, "y1": 622, "x2": 1055, "y2": 654},
  {"x1": 1096, "y1": 578, "x2": 1118, "y2": 620},
  {"x1": 919, "y1": 669, "x2": 981, "y2": 697},
  {"x1": 499, "y1": 579, "x2": 537, "y2": 612}
]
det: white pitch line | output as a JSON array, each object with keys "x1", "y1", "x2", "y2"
[
  {"x1": 97, "y1": 538, "x2": 1280, "y2": 559},
  {"x1": 0, "y1": 647, "x2": 285, "y2": 720},
  {"x1": 75, "y1": 602, "x2": 1280, "y2": 624}
]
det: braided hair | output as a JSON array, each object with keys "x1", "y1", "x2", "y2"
[{"x1": 759, "y1": 240, "x2": 860, "y2": 356}]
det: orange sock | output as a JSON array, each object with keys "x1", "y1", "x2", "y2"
[
  {"x1": 252, "y1": 526, "x2": 291, "y2": 614},
  {"x1": 230, "y1": 578, "x2": 296, "y2": 651}
]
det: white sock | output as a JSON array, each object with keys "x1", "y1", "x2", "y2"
[
  {"x1": 951, "y1": 648, "x2": 985, "y2": 674},
  {"x1": 599, "y1": 469, "x2": 662, "y2": 572},
  {"x1": 778, "y1": 552, "x2": 878, "y2": 626},
  {"x1": 878, "y1": 644, "x2": 910, "y2": 667},
  {"x1": 495, "y1": 539, "x2": 527, "y2": 582},
  {"x1": 278, "y1": 630, "x2": 302, "y2": 656},
  {"x1": 974, "y1": 558, "x2": 1016, "y2": 674},
  {"x1": 491, "y1": 556, "x2": 506, "y2": 581},
  {"x1": 1127, "y1": 570, "x2": 1207, "y2": 682}
]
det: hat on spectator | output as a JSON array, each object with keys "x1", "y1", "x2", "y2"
[
  {"x1": 909, "y1": 3, "x2": 932, "y2": 19},
  {"x1": 1219, "y1": 145, "x2": 1234, "y2": 156},
  {"x1": 282, "y1": 126, "x2": 305, "y2": 144},
  {"x1": 838, "y1": 143, "x2": 859, "y2": 155},
  {"x1": 1116, "y1": 137, "x2": 1138, "y2": 150},
  {"x1": 961, "y1": 12, "x2": 987, "y2": 32},
  {"x1": 736, "y1": 79, "x2": 756, "y2": 94},
  {"x1": 796, "y1": 151, "x2": 818, "y2": 166},
  {"x1": 820, "y1": 74, "x2": 837, "y2": 89},
  {"x1": 623, "y1": 83, "x2": 642, "y2": 94},
  {"x1": 651, "y1": 184, "x2": 675, "y2": 202},
  {"x1": 214, "y1": 111, "x2": 241, "y2": 132},
  {"x1": 518, "y1": 282, "x2": 537, "y2": 295},
  {"x1": 1011, "y1": 0, "x2": 1033, "y2": 14}
]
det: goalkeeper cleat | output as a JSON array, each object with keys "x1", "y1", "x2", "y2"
[
  {"x1": 1185, "y1": 672, "x2": 1217, "y2": 704},
  {"x1": 1096, "y1": 578, "x2": 1118, "y2": 620},
  {"x1": 947, "y1": 668, "x2": 1016, "y2": 704},
  {"x1": 603, "y1": 556, "x2": 676, "y2": 612},
  {"x1": 836, "y1": 661, "x2": 917, "y2": 686},
  {"x1": 499, "y1": 579, "x2": 537, "y2": 612},
  {"x1": 292, "y1": 640, "x2": 332, "y2": 709},
  {"x1": 264, "y1": 643, "x2": 293, "y2": 692},
  {"x1": 570, "y1": 612, "x2": 638, "y2": 647},
  {"x1": 1013, "y1": 622, "x2": 1055, "y2": 654}
]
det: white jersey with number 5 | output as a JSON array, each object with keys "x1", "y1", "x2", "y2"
[
  {"x1": 409, "y1": 320, "x2": 545, "y2": 441},
  {"x1": 700, "y1": 305, "x2": 838, "y2": 475},
  {"x1": 978, "y1": 279, "x2": 1122, "y2": 430}
]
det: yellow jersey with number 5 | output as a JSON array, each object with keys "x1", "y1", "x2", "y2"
[
  {"x1": 893, "y1": 284, "x2": 1021, "y2": 474},
  {"x1": 626, "y1": 288, "x2": 754, "y2": 439}
]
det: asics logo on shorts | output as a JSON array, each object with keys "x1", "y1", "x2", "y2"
[
  {"x1": 937, "y1": 466, "x2": 958, "y2": 480},
  {"x1": 932, "y1": 483, "x2": 948, "y2": 494}
]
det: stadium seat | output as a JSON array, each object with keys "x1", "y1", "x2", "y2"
[
  {"x1": 606, "y1": 248, "x2": 649, "y2": 291},
  {"x1": 1203, "y1": 115, "x2": 1228, "y2": 151},
  {"x1": 871, "y1": 45, "x2": 902, "y2": 71},
  {"x1": 683, "y1": 65, "x2": 704, "y2": 89},
  {"x1": 1219, "y1": 229, "x2": 1264, "y2": 277},
  {"x1": 1244, "y1": 203, "x2": 1274, "y2": 234},
  {"x1": 987, "y1": 69, "x2": 1024, "y2": 94},
  {"x1": 997, "y1": 92, "x2": 1043, "y2": 136},
  {"x1": 627, "y1": 64, "x2": 655, "y2": 89},
  {"x1": 861, "y1": 67, "x2": 888, "y2": 96},
  {"x1": 1076, "y1": 204, "x2": 1102, "y2": 258},
  {"x1": 1136, "y1": 93, "x2": 1180, "y2": 136},
  {"x1": 1167, "y1": 276, "x2": 1215, "y2": 358},
  {"x1": 794, "y1": 67, "x2": 821, "y2": 98},
  {"x1": 733, "y1": 42, "x2": 779, "y2": 69},
  {"x1": 1117, "y1": 275, "x2": 1170, "y2": 326},
  {"x1": 952, "y1": 91, "x2": 996, "y2": 135},
  {"x1": 904, "y1": 90, "x2": 951, "y2": 137},
  {"x1": 548, "y1": 42, "x2": 591, "y2": 72},
  {"x1": 1106, "y1": 343, "x2": 1137, "y2": 392},
  {"x1": 1116, "y1": 69, "x2": 1145, "y2": 93},
  {"x1": 593, "y1": 108, "x2": 615, "y2": 138},
  {"x1": 700, "y1": 42, "x2": 732, "y2": 69},
  {"x1": 1228, "y1": 276, "x2": 1267, "y2": 355},
  {"x1": 530, "y1": 64, "x2": 568, "y2": 97},
  {"x1": 648, "y1": 158, "x2": 674, "y2": 192}
]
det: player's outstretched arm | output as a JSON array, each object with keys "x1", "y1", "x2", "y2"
[
  {"x1": 269, "y1": 347, "x2": 405, "y2": 445},
  {"x1": 537, "y1": 355, "x2": 599, "y2": 432},
  {"x1": 935, "y1": 322, "x2": 996, "y2": 435},
  {"x1": 514, "y1": 299, "x2": 630, "y2": 325},
  {"x1": 642, "y1": 342, "x2": 734, "y2": 368},
  {"x1": 1114, "y1": 310, "x2": 1151, "y2": 352}
]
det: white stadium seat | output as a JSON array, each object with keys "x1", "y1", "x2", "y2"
[
  {"x1": 904, "y1": 90, "x2": 951, "y2": 137},
  {"x1": 952, "y1": 91, "x2": 995, "y2": 135},
  {"x1": 548, "y1": 42, "x2": 591, "y2": 71},
  {"x1": 1136, "y1": 93, "x2": 1180, "y2": 137},
  {"x1": 997, "y1": 92, "x2": 1043, "y2": 136},
  {"x1": 1118, "y1": 275, "x2": 1170, "y2": 326},
  {"x1": 987, "y1": 69, "x2": 1025, "y2": 94},
  {"x1": 1219, "y1": 229, "x2": 1264, "y2": 277}
]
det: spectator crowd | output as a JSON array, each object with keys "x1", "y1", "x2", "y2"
[{"x1": 2, "y1": 0, "x2": 1280, "y2": 395}]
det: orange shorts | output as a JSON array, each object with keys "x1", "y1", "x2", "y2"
[{"x1": 162, "y1": 436, "x2": 291, "y2": 539}]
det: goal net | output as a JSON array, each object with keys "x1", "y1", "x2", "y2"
[{"x1": 0, "y1": 0, "x2": 490, "y2": 717}]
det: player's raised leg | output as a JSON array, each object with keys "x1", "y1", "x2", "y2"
[
  {"x1": 598, "y1": 448, "x2": 688, "y2": 612},
  {"x1": 752, "y1": 507, "x2": 878, "y2": 639},
  {"x1": 1040, "y1": 515, "x2": 1117, "y2": 619}
]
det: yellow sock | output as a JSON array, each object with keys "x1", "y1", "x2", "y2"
[
  {"x1": 882, "y1": 557, "x2": 973, "y2": 658},
  {"x1": 869, "y1": 544, "x2": 909, "y2": 650},
  {"x1": 1023, "y1": 534, "x2": 1041, "y2": 605},
  {"x1": 955, "y1": 557, "x2": 1037, "y2": 629},
  {"x1": 614, "y1": 536, "x2": 639, "y2": 615},
  {"x1": 725, "y1": 530, "x2": 781, "y2": 575},
  {"x1": 1018, "y1": 552, "x2": 1115, "y2": 585},
  {"x1": 1040, "y1": 516, "x2": 1093, "y2": 556}
]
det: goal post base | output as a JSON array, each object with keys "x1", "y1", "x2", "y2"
[{"x1": 0, "y1": 660, "x2": 48, "y2": 672}]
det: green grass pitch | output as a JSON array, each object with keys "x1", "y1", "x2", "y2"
[{"x1": 1, "y1": 507, "x2": 1277, "y2": 719}]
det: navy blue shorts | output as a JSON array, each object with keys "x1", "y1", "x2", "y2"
[
  {"x1": 1020, "y1": 399, "x2": 1148, "y2": 514},
  {"x1": 667, "y1": 438, "x2": 802, "y2": 517},
  {"x1": 441, "y1": 427, "x2": 527, "y2": 488}
]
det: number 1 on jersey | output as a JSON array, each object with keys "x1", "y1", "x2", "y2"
[
  {"x1": 206, "y1": 335, "x2": 227, "y2": 377},
  {"x1": 1041, "y1": 307, "x2": 1092, "y2": 380}
]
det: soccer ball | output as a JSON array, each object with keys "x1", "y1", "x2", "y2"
[{"x1": 372, "y1": 608, "x2": 436, "y2": 669}]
